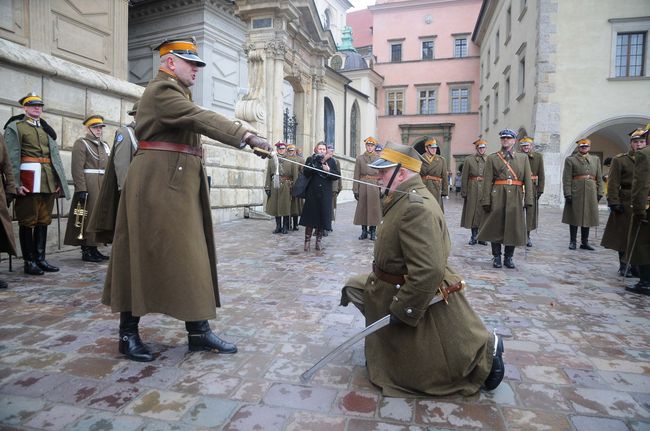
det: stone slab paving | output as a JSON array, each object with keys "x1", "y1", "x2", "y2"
[{"x1": 0, "y1": 196, "x2": 649, "y2": 431}]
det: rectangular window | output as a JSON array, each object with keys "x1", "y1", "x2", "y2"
[
  {"x1": 421, "y1": 40, "x2": 434, "y2": 60},
  {"x1": 486, "y1": 49, "x2": 491, "y2": 76},
  {"x1": 485, "y1": 98, "x2": 490, "y2": 129},
  {"x1": 493, "y1": 87, "x2": 499, "y2": 120},
  {"x1": 418, "y1": 89, "x2": 437, "y2": 114},
  {"x1": 616, "y1": 32, "x2": 646, "y2": 77},
  {"x1": 495, "y1": 31, "x2": 500, "y2": 61},
  {"x1": 252, "y1": 18, "x2": 272, "y2": 29},
  {"x1": 391, "y1": 43, "x2": 402, "y2": 62},
  {"x1": 386, "y1": 90, "x2": 404, "y2": 115},
  {"x1": 450, "y1": 87, "x2": 470, "y2": 113},
  {"x1": 454, "y1": 37, "x2": 468, "y2": 58},
  {"x1": 504, "y1": 76, "x2": 510, "y2": 108},
  {"x1": 506, "y1": 6, "x2": 512, "y2": 38},
  {"x1": 518, "y1": 56, "x2": 526, "y2": 95}
]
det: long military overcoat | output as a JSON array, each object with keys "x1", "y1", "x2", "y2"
[
  {"x1": 561, "y1": 153, "x2": 603, "y2": 227},
  {"x1": 460, "y1": 154, "x2": 486, "y2": 229},
  {"x1": 626, "y1": 145, "x2": 650, "y2": 265},
  {"x1": 0, "y1": 135, "x2": 16, "y2": 255},
  {"x1": 343, "y1": 176, "x2": 492, "y2": 397},
  {"x1": 601, "y1": 152, "x2": 635, "y2": 252},
  {"x1": 289, "y1": 154, "x2": 305, "y2": 217},
  {"x1": 87, "y1": 123, "x2": 138, "y2": 244},
  {"x1": 64, "y1": 134, "x2": 109, "y2": 246},
  {"x1": 477, "y1": 151, "x2": 533, "y2": 246},
  {"x1": 525, "y1": 151, "x2": 545, "y2": 231},
  {"x1": 265, "y1": 156, "x2": 299, "y2": 216},
  {"x1": 420, "y1": 154, "x2": 448, "y2": 211},
  {"x1": 332, "y1": 157, "x2": 342, "y2": 221},
  {"x1": 353, "y1": 152, "x2": 382, "y2": 226},
  {"x1": 102, "y1": 70, "x2": 253, "y2": 321}
]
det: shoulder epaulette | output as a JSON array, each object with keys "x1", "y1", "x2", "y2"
[
  {"x1": 614, "y1": 153, "x2": 626, "y2": 158},
  {"x1": 408, "y1": 191, "x2": 424, "y2": 203}
]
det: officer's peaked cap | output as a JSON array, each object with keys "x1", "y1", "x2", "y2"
[
  {"x1": 155, "y1": 37, "x2": 206, "y2": 67},
  {"x1": 368, "y1": 142, "x2": 422, "y2": 172}
]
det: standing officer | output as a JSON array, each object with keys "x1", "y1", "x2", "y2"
[
  {"x1": 519, "y1": 137, "x2": 545, "y2": 247},
  {"x1": 86, "y1": 102, "x2": 139, "y2": 244},
  {"x1": 626, "y1": 126, "x2": 650, "y2": 294},
  {"x1": 478, "y1": 129, "x2": 533, "y2": 269},
  {"x1": 3, "y1": 93, "x2": 70, "y2": 275},
  {"x1": 286, "y1": 143, "x2": 303, "y2": 231},
  {"x1": 0, "y1": 135, "x2": 17, "y2": 289},
  {"x1": 419, "y1": 138, "x2": 448, "y2": 211},
  {"x1": 461, "y1": 139, "x2": 487, "y2": 245},
  {"x1": 64, "y1": 115, "x2": 110, "y2": 262},
  {"x1": 327, "y1": 144, "x2": 342, "y2": 232},
  {"x1": 102, "y1": 37, "x2": 271, "y2": 362},
  {"x1": 265, "y1": 142, "x2": 298, "y2": 234},
  {"x1": 562, "y1": 139, "x2": 603, "y2": 250},
  {"x1": 602, "y1": 129, "x2": 646, "y2": 277},
  {"x1": 340, "y1": 142, "x2": 503, "y2": 397},
  {"x1": 353, "y1": 137, "x2": 381, "y2": 240}
]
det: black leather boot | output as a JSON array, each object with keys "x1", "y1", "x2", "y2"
[
  {"x1": 618, "y1": 252, "x2": 634, "y2": 277},
  {"x1": 369, "y1": 226, "x2": 376, "y2": 241},
  {"x1": 19, "y1": 226, "x2": 44, "y2": 275},
  {"x1": 119, "y1": 312, "x2": 154, "y2": 362},
  {"x1": 281, "y1": 216, "x2": 290, "y2": 234},
  {"x1": 484, "y1": 334, "x2": 505, "y2": 390},
  {"x1": 503, "y1": 246, "x2": 515, "y2": 269},
  {"x1": 580, "y1": 227, "x2": 594, "y2": 250},
  {"x1": 82, "y1": 246, "x2": 102, "y2": 262},
  {"x1": 469, "y1": 228, "x2": 478, "y2": 245},
  {"x1": 186, "y1": 320, "x2": 237, "y2": 353},
  {"x1": 292, "y1": 216, "x2": 299, "y2": 231},
  {"x1": 526, "y1": 231, "x2": 532, "y2": 247},
  {"x1": 358, "y1": 225, "x2": 368, "y2": 240},
  {"x1": 92, "y1": 247, "x2": 110, "y2": 261},
  {"x1": 491, "y1": 243, "x2": 502, "y2": 268},
  {"x1": 34, "y1": 225, "x2": 59, "y2": 272},
  {"x1": 569, "y1": 225, "x2": 577, "y2": 250},
  {"x1": 272, "y1": 217, "x2": 282, "y2": 234}
]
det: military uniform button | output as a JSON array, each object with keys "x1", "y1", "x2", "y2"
[
  {"x1": 395, "y1": 284, "x2": 400, "y2": 289},
  {"x1": 392, "y1": 296, "x2": 398, "y2": 302},
  {"x1": 178, "y1": 166, "x2": 183, "y2": 170},
  {"x1": 406, "y1": 307, "x2": 413, "y2": 315}
]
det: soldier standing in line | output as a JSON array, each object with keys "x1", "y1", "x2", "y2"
[
  {"x1": 286, "y1": 143, "x2": 303, "y2": 231},
  {"x1": 64, "y1": 115, "x2": 110, "y2": 262},
  {"x1": 3, "y1": 93, "x2": 70, "y2": 275},
  {"x1": 265, "y1": 142, "x2": 298, "y2": 234},
  {"x1": 87, "y1": 102, "x2": 139, "y2": 244},
  {"x1": 326, "y1": 144, "x2": 342, "y2": 234},
  {"x1": 518, "y1": 137, "x2": 545, "y2": 247},
  {"x1": 340, "y1": 142, "x2": 504, "y2": 397},
  {"x1": 562, "y1": 139, "x2": 603, "y2": 251},
  {"x1": 626, "y1": 126, "x2": 650, "y2": 295},
  {"x1": 353, "y1": 137, "x2": 381, "y2": 240},
  {"x1": 0, "y1": 135, "x2": 17, "y2": 289},
  {"x1": 461, "y1": 139, "x2": 488, "y2": 245},
  {"x1": 419, "y1": 138, "x2": 449, "y2": 212},
  {"x1": 477, "y1": 129, "x2": 533, "y2": 269},
  {"x1": 102, "y1": 38, "x2": 271, "y2": 362},
  {"x1": 602, "y1": 129, "x2": 647, "y2": 277}
]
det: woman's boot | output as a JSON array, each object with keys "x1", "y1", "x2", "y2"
[
  {"x1": 315, "y1": 228, "x2": 323, "y2": 250},
  {"x1": 304, "y1": 227, "x2": 312, "y2": 251}
]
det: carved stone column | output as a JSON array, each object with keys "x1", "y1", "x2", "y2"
[{"x1": 235, "y1": 43, "x2": 267, "y2": 133}]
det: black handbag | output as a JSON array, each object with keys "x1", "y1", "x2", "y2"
[{"x1": 292, "y1": 172, "x2": 311, "y2": 199}]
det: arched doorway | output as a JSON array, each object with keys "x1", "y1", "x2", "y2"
[
  {"x1": 412, "y1": 136, "x2": 441, "y2": 155},
  {"x1": 324, "y1": 97, "x2": 335, "y2": 147},
  {"x1": 350, "y1": 101, "x2": 360, "y2": 158}
]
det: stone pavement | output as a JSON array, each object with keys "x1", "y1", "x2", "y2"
[{"x1": 0, "y1": 196, "x2": 649, "y2": 431}]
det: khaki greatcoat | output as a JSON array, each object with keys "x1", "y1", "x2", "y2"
[
  {"x1": 420, "y1": 153, "x2": 448, "y2": 211},
  {"x1": 289, "y1": 154, "x2": 305, "y2": 217},
  {"x1": 102, "y1": 70, "x2": 253, "y2": 321},
  {"x1": 561, "y1": 153, "x2": 603, "y2": 227},
  {"x1": 460, "y1": 154, "x2": 486, "y2": 229},
  {"x1": 524, "y1": 151, "x2": 545, "y2": 232},
  {"x1": 64, "y1": 133, "x2": 109, "y2": 246},
  {"x1": 265, "y1": 156, "x2": 299, "y2": 216},
  {"x1": 601, "y1": 152, "x2": 635, "y2": 252},
  {"x1": 0, "y1": 135, "x2": 17, "y2": 255},
  {"x1": 477, "y1": 151, "x2": 533, "y2": 246},
  {"x1": 626, "y1": 145, "x2": 650, "y2": 265},
  {"x1": 353, "y1": 152, "x2": 382, "y2": 226},
  {"x1": 342, "y1": 176, "x2": 492, "y2": 397}
]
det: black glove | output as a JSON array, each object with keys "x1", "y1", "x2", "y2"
[
  {"x1": 389, "y1": 314, "x2": 405, "y2": 326},
  {"x1": 537, "y1": 191, "x2": 543, "y2": 199},
  {"x1": 354, "y1": 192, "x2": 359, "y2": 201},
  {"x1": 597, "y1": 195, "x2": 603, "y2": 202},
  {"x1": 565, "y1": 196, "x2": 572, "y2": 204},
  {"x1": 265, "y1": 189, "x2": 271, "y2": 198},
  {"x1": 483, "y1": 205, "x2": 491, "y2": 213},
  {"x1": 610, "y1": 204, "x2": 625, "y2": 214},
  {"x1": 76, "y1": 191, "x2": 88, "y2": 202},
  {"x1": 5, "y1": 192, "x2": 15, "y2": 208},
  {"x1": 245, "y1": 134, "x2": 272, "y2": 158}
]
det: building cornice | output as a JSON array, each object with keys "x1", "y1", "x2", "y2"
[{"x1": 130, "y1": 0, "x2": 237, "y2": 21}]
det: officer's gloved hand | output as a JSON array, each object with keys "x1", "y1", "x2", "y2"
[
  {"x1": 265, "y1": 189, "x2": 271, "y2": 198},
  {"x1": 565, "y1": 195, "x2": 572, "y2": 204},
  {"x1": 354, "y1": 192, "x2": 359, "y2": 201},
  {"x1": 389, "y1": 314, "x2": 405, "y2": 326},
  {"x1": 597, "y1": 195, "x2": 603, "y2": 202},
  {"x1": 77, "y1": 191, "x2": 88, "y2": 202},
  {"x1": 245, "y1": 134, "x2": 272, "y2": 158},
  {"x1": 483, "y1": 204, "x2": 491, "y2": 213}
]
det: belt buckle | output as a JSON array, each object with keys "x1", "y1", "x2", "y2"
[{"x1": 506, "y1": 179, "x2": 512, "y2": 185}]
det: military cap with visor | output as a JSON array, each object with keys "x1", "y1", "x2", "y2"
[
  {"x1": 629, "y1": 126, "x2": 649, "y2": 139},
  {"x1": 498, "y1": 129, "x2": 517, "y2": 139},
  {"x1": 83, "y1": 115, "x2": 106, "y2": 128},
  {"x1": 19, "y1": 93, "x2": 45, "y2": 106},
  {"x1": 519, "y1": 136, "x2": 534, "y2": 145},
  {"x1": 368, "y1": 142, "x2": 422, "y2": 172},
  {"x1": 473, "y1": 139, "x2": 487, "y2": 148},
  {"x1": 155, "y1": 37, "x2": 206, "y2": 67},
  {"x1": 364, "y1": 136, "x2": 378, "y2": 145},
  {"x1": 576, "y1": 138, "x2": 591, "y2": 147},
  {"x1": 274, "y1": 141, "x2": 287, "y2": 149},
  {"x1": 424, "y1": 137, "x2": 438, "y2": 147}
]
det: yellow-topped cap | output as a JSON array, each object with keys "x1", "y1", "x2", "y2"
[{"x1": 83, "y1": 115, "x2": 105, "y2": 128}]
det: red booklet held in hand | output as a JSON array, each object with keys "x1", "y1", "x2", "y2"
[{"x1": 20, "y1": 163, "x2": 41, "y2": 193}]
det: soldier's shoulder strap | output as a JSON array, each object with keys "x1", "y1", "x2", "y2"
[
  {"x1": 614, "y1": 152, "x2": 626, "y2": 158},
  {"x1": 408, "y1": 190, "x2": 425, "y2": 204}
]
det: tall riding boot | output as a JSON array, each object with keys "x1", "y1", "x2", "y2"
[
  {"x1": 358, "y1": 225, "x2": 368, "y2": 240},
  {"x1": 503, "y1": 246, "x2": 516, "y2": 268},
  {"x1": 526, "y1": 231, "x2": 532, "y2": 247},
  {"x1": 626, "y1": 265, "x2": 650, "y2": 295},
  {"x1": 618, "y1": 251, "x2": 634, "y2": 277},
  {"x1": 469, "y1": 228, "x2": 478, "y2": 245},
  {"x1": 272, "y1": 216, "x2": 282, "y2": 234},
  {"x1": 292, "y1": 216, "x2": 299, "y2": 231},
  {"x1": 369, "y1": 226, "x2": 377, "y2": 241},
  {"x1": 186, "y1": 320, "x2": 237, "y2": 353},
  {"x1": 315, "y1": 228, "x2": 324, "y2": 250},
  {"x1": 19, "y1": 226, "x2": 43, "y2": 275},
  {"x1": 34, "y1": 225, "x2": 59, "y2": 272},
  {"x1": 92, "y1": 247, "x2": 109, "y2": 260},
  {"x1": 484, "y1": 334, "x2": 505, "y2": 390},
  {"x1": 119, "y1": 312, "x2": 154, "y2": 362},
  {"x1": 81, "y1": 245, "x2": 102, "y2": 263},
  {"x1": 281, "y1": 216, "x2": 290, "y2": 234},
  {"x1": 580, "y1": 227, "x2": 594, "y2": 250},
  {"x1": 304, "y1": 227, "x2": 313, "y2": 251},
  {"x1": 569, "y1": 225, "x2": 578, "y2": 250},
  {"x1": 491, "y1": 243, "x2": 502, "y2": 268}
]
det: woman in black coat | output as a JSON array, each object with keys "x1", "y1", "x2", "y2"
[{"x1": 300, "y1": 142, "x2": 340, "y2": 251}]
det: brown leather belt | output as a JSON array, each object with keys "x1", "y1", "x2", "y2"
[
  {"x1": 372, "y1": 263, "x2": 464, "y2": 304},
  {"x1": 139, "y1": 141, "x2": 203, "y2": 158},
  {"x1": 573, "y1": 175, "x2": 596, "y2": 181},
  {"x1": 21, "y1": 156, "x2": 51, "y2": 164},
  {"x1": 361, "y1": 175, "x2": 378, "y2": 180},
  {"x1": 494, "y1": 179, "x2": 523, "y2": 186},
  {"x1": 422, "y1": 175, "x2": 442, "y2": 182},
  {"x1": 469, "y1": 176, "x2": 484, "y2": 181},
  {"x1": 280, "y1": 176, "x2": 293, "y2": 181}
]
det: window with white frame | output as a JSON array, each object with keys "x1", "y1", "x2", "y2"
[
  {"x1": 421, "y1": 40, "x2": 434, "y2": 60},
  {"x1": 418, "y1": 88, "x2": 437, "y2": 114},
  {"x1": 495, "y1": 30, "x2": 500, "y2": 62},
  {"x1": 504, "y1": 75, "x2": 511, "y2": 109},
  {"x1": 615, "y1": 32, "x2": 646, "y2": 77},
  {"x1": 493, "y1": 85, "x2": 499, "y2": 121},
  {"x1": 518, "y1": 56, "x2": 526, "y2": 96},
  {"x1": 391, "y1": 43, "x2": 402, "y2": 62},
  {"x1": 506, "y1": 5, "x2": 512, "y2": 40},
  {"x1": 454, "y1": 37, "x2": 468, "y2": 58},
  {"x1": 450, "y1": 87, "x2": 470, "y2": 113},
  {"x1": 386, "y1": 90, "x2": 404, "y2": 115}
]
